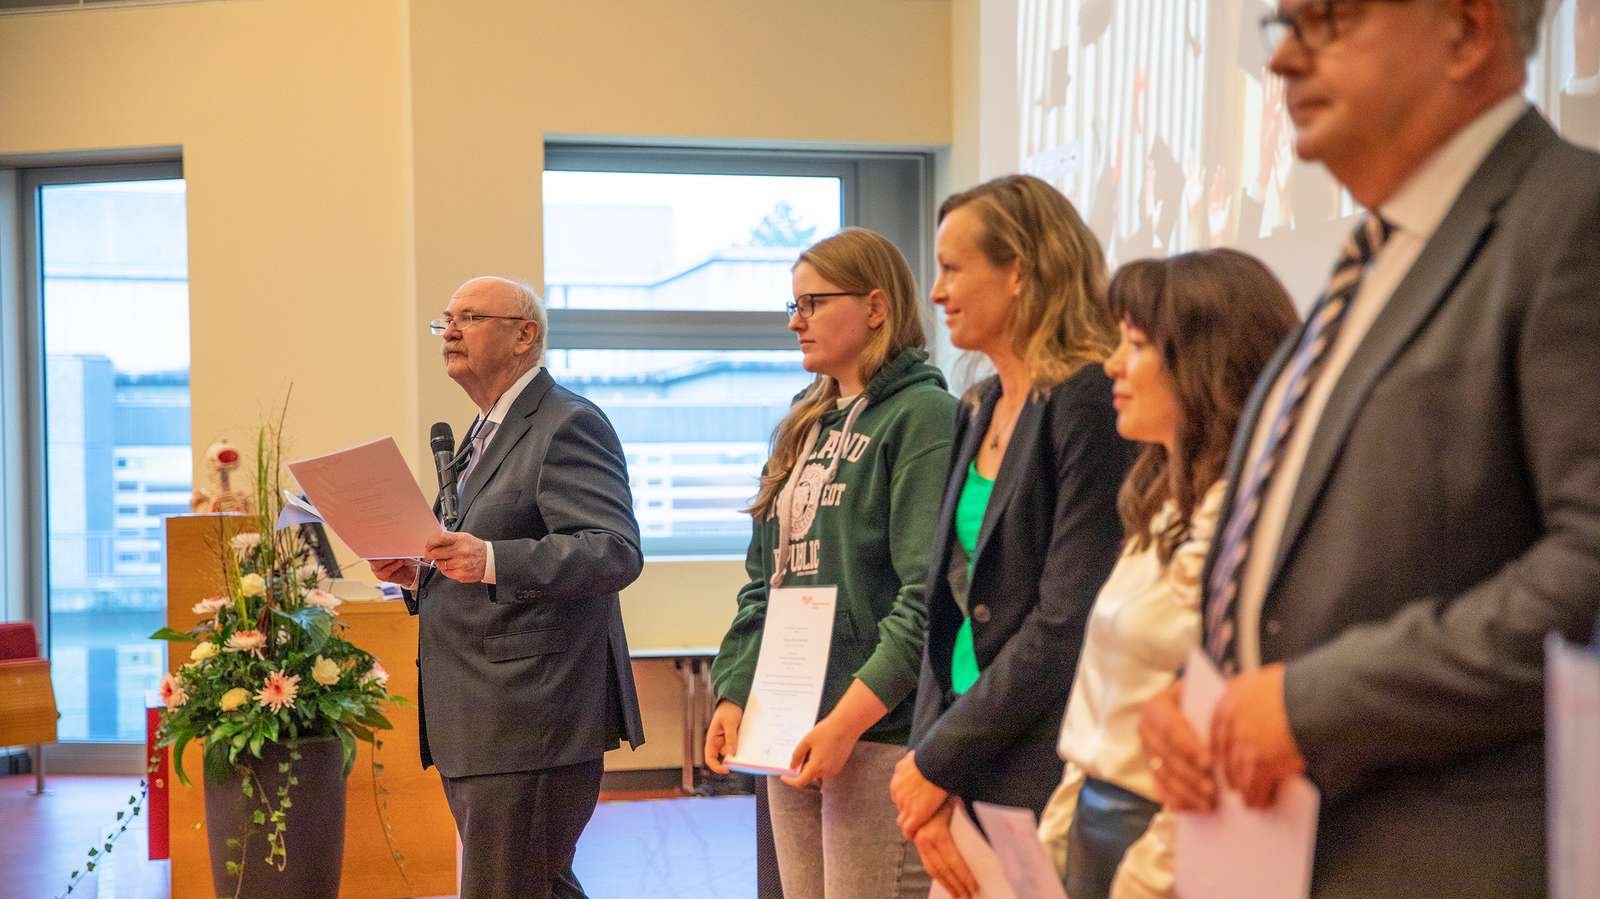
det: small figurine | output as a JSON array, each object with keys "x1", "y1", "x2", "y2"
[{"x1": 190, "y1": 439, "x2": 252, "y2": 514}]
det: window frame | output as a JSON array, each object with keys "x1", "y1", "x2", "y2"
[
  {"x1": 539, "y1": 145, "x2": 933, "y2": 557},
  {"x1": 5, "y1": 160, "x2": 185, "y2": 766},
  {"x1": 541, "y1": 145, "x2": 932, "y2": 351}
]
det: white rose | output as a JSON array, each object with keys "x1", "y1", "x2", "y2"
[
  {"x1": 218, "y1": 687, "x2": 251, "y2": 712},
  {"x1": 189, "y1": 641, "x2": 219, "y2": 662},
  {"x1": 238, "y1": 573, "x2": 267, "y2": 597},
  {"x1": 311, "y1": 656, "x2": 341, "y2": 686}
]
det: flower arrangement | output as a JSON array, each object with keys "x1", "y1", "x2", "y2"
[
  {"x1": 57, "y1": 413, "x2": 408, "y2": 899},
  {"x1": 150, "y1": 424, "x2": 401, "y2": 789}
]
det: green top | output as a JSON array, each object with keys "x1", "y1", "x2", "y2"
[
  {"x1": 951, "y1": 461, "x2": 993, "y2": 695},
  {"x1": 710, "y1": 349, "x2": 958, "y2": 745}
]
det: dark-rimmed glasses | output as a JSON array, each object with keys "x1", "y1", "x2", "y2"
[
  {"x1": 1260, "y1": 0, "x2": 1413, "y2": 54},
  {"x1": 786, "y1": 292, "x2": 859, "y2": 319},
  {"x1": 427, "y1": 312, "x2": 530, "y2": 336}
]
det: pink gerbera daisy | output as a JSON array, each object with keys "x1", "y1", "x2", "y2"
[
  {"x1": 255, "y1": 670, "x2": 301, "y2": 713},
  {"x1": 192, "y1": 596, "x2": 230, "y2": 617},
  {"x1": 160, "y1": 672, "x2": 188, "y2": 709},
  {"x1": 225, "y1": 629, "x2": 267, "y2": 657}
]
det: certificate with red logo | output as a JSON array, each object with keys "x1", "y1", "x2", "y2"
[{"x1": 727, "y1": 586, "x2": 837, "y2": 776}]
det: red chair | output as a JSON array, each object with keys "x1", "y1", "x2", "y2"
[{"x1": 0, "y1": 621, "x2": 59, "y2": 794}]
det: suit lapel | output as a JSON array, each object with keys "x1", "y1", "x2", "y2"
[
  {"x1": 456, "y1": 369, "x2": 554, "y2": 519},
  {"x1": 1264, "y1": 110, "x2": 1555, "y2": 597},
  {"x1": 973, "y1": 387, "x2": 1042, "y2": 569}
]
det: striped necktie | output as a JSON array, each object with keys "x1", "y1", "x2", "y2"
[
  {"x1": 1204, "y1": 214, "x2": 1395, "y2": 670},
  {"x1": 456, "y1": 419, "x2": 497, "y2": 495}
]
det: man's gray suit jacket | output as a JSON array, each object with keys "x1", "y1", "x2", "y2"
[
  {"x1": 1205, "y1": 109, "x2": 1600, "y2": 897},
  {"x1": 404, "y1": 369, "x2": 646, "y2": 778}
]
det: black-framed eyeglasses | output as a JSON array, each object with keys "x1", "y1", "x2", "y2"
[
  {"x1": 1259, "y1": 0, "x2": 1412, "y2": 54},
  {"x1": 427, "y1": 312, "x2": 530, "y2": 336},
  {"x1": 785, "y1": 292, "x2": 859, "y2": 319}
]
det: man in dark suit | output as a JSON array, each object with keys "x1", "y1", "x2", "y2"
[
  {"x1": 371, "y1": 276, "x2": 645, "y2": 899},
  {"x1": 1140, "y1": 1, "x2": 1600, "y2": 896}
]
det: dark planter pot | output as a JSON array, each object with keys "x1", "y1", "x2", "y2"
[{"x1": 203, "y1": 735, "x2": 347, "y2": 899}]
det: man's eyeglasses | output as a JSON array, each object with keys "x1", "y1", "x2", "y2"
[
  {"x1": 427, "y1": 312, "x2": 530, "y2": 336},
  {"x1": 1260, "y1": 0, "x2": 1412, "y2": 54},
  {"x1": 785, "y1": 292, "x2": 859, "y2": 319}
]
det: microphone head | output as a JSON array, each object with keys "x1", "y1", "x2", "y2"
[{"x1": 429, "y1": 422, "x2": 455, "y2": 454}]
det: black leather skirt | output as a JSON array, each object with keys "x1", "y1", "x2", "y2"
[{"x1": 1063, "y1": 776, "x2": 1161, "y2": 899}]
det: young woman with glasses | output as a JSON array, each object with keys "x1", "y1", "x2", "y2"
[{"x1": 706, "y1": 226, "x2": 958, "y2": 899}]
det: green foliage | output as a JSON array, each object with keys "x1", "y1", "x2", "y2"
[
  {"x1": 53, "y1": 760, "x2": 155, "y2": 899},
  {"x1": 270, "y1": 606, "x2": 334, "y2": 656},
  {"x1": 150, "y1": 412, "x2": 402, "y2": 782},
  {"x1": 129, "y1": 403, "x2": 409, "y2": 895}
]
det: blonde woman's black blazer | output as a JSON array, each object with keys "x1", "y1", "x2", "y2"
[{"x1": 909, "y1": 364, "x2": 1133, "y2": 813}]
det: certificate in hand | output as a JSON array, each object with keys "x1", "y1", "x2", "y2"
[
  {"x1": 1175, "y1": 649, "x2": 1320, "y2": 899},
  {"x1": 726, "y1": 586, "x2": 837, "y2": 777},
  {"x1": 971, "y1": 802, "x2": 1068, "y2": 899},
  {"x1": 929, "y1": 804, "x2": 1018, "y2": 899},
  {"x1": 1546, "y1": 631, "x2": 1600, "y2": 899},
  {"x1": 286, "y1": 437, "x2": 442, "y2": 560}
]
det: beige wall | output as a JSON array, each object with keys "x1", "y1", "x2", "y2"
[
  {"x1": 406, "y1": 0, "x2": 953, "y2": 454},
  {"x1": 0, "y1": 0, "x2": 419, "y2": 476},
  {"x1": 0, "y1": 0, "x2": 952, "y2": 768}
]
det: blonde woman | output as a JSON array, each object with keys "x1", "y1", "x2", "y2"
[
  {"x1": 1037, "y1": 250, "x2": 1298, "y2": 899},
  {"x1": 707, "y1": 227, "x2": 957, "y2": 899},
  {"x1": 889, "y1": 175, "x2": 1134, "y2": 898}
]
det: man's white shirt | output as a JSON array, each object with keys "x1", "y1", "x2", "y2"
[{"x1": 1232, "y1": 95, "x2": 1528, "y2": 668}]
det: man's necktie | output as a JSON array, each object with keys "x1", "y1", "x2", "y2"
[
  {"x1": 456, "y1": 420, "x2": 497, "y2": 495},
  {"x1": 1204, "y1": 214, "x2": 1396, "y2": 670}
]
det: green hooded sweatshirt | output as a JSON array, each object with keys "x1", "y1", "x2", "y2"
[{"x1": 711, "y1": 348, "x2": 958, "y2": 746}]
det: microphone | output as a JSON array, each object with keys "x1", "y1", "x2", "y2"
[{"x1": 430, "y1": 422, "x2": 460, "y2": 528}]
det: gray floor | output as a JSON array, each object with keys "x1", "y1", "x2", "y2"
[
  {"x1": 3, "y1": 775, "x2": 756, "y2": 899},
  {"x1": 575, "y1": 796, "x2": 756, "y2": 899}
]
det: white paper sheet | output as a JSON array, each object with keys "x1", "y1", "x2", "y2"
[
  {"x1": 1546, "y1": 631, "x2": 1600, "y2": 899},
  {"x1": 972, "y1": 802, "x2": 1068, "y2": 899},
  {"x1": 276, "y1": 489, "x2": 324, "y2": 528},
  {"x1": 1174, "y1": 648, "x2": 1320, "y2": 899},
  {"x1": 726, "y1": 586, "x2": 837, "y2": 776},
  {"x1": 286, "y1": 437, "x2": 441, "y2": 560},
  {"x1": 929, "y1": 804, "x2": 1018, "y2": 899}
]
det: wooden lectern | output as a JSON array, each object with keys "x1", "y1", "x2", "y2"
[{"x1": 164, "y1": 514, "x2": 455, "y2": 899}]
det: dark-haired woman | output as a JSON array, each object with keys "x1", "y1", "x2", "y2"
[{"x1": 1037, "y1": 248, "x2": 1299, "y2": 899}]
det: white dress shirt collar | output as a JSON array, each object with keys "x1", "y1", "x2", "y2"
[
  {"x1": 1379, "y1": 94, "x2": 1528, "y2": 239},
  {"x1": 473, "y1": 364, "x2": 544, "y2": 438}
]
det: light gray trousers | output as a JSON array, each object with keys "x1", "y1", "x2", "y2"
[{"x1": 767, "y1": 739, "x2": 930, "y2": 899}]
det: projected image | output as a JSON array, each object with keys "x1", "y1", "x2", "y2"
[
  {"x1": 1553, "y1": 0, "x2": 1600, "y2": 148},
  {"x1": 1016, "y1": 0, "x2": 1353, "y2": 299},
  {"x1": 1010, "y1": 0, "x2": 1600, "y2": 298},
  {"x1": 1018, "y1": 0, "x2": 1206, "y2": 262}
]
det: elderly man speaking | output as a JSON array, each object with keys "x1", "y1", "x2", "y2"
[{"x1": 372, "y1": 276, "x2": 645, "y2": 899}]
